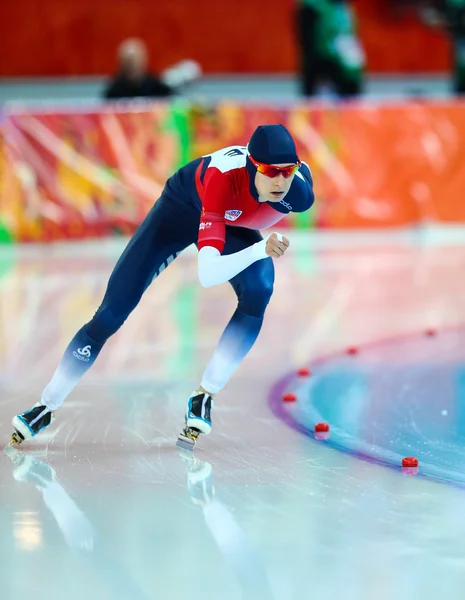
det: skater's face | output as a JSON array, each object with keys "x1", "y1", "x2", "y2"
[
  {"x1": 249, "y1": 155, "x2": 300, "y2": 202},
  {"x1": 254, "y1": 163, "x2": 298, "y2": 203}
]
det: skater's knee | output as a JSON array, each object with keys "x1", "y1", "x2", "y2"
[
  {"x1": 235, "y1": 259, "x2": 274, "y2": 317},
  {"x1": 85, "y1": 305, "x2": 129, "y2": 342},
  {"x1": 238, "y1": 279, "x2": 274, "y2": 317}
]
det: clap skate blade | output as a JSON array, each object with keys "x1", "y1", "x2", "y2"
[
  {"x1": 176, "y1": 427, "x2": 201, "y2": 451},
  {"x1": 10, "y1": 430, "x2": 25, "y2": 446}
]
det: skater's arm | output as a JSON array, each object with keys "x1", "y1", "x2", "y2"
[
  {"x1": 197, "y1": 168, "x2": 229, "y2": 253},
  {"x1": 197, "y1": 233, "x2": 288, "y2": 288}
]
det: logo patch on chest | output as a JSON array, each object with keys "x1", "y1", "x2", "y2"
[{"x1": 224, "y1": 210, "x2": 242, "y2": 221}]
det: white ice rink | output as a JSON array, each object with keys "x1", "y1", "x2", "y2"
[{"x1": 1, "y1": 227, "x2": 465, "y2": 600}]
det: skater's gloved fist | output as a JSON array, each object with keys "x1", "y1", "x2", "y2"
[{"x1": 265, "y1": 232, "x2": 290, "y2": 259}]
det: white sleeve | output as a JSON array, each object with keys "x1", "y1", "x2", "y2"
[{"x1": 197, "y1": 232, "x2": 283, "y2": 288}]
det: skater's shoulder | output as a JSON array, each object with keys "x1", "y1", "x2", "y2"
[
  {"x1": 283, "y1": 162, "x2": 314, "y2": 213},
  {"x1": 296, "y1": 161, "x2": 313, "y2": 185},
  {"x1": 202, "y1": 145, "x2": 248, "y2": 174}
]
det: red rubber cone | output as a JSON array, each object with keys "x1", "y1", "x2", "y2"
[
  {"x1": 314, "y1": 422, "x2": 330, "y2": 440},
  {"x1": 402, "y1": 457, "x2": 418, "y2": 468},
  {"x1": 297, "y1": 367, "x2": 311, "y2": 377},
  {"x1": 282, "y1": 392, "x2": 297, "y2": 403},
  {"x1": 314, "y1": 422, "x2": 329, "y2": 433}
]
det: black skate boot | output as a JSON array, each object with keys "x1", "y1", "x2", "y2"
[
  {"x1": 11, "y1": 402, "x2": 55, "y2": 445},
  {"x1": 176, "y1": 391, "x2": 213, "y2": 451}
]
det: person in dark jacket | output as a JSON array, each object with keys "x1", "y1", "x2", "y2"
[
  {"x1": 104, "y1": 38, "x2": 202, "y2": 100},
  {"x1": 296, "y1": 0, "x2": 365, "y2": 97}
]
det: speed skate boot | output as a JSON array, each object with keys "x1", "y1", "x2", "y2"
[
  {"x1": 10, "y1": 402, "x2": 55, "y2": 445},
  {"x1": 176, "y1": 391, "x2": 213, "y2": 451}
]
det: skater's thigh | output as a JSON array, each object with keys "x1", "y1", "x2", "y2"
[{"x1": 102, "y1": 195, "x2": 198, "y2": 309}]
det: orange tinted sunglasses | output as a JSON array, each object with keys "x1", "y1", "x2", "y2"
[{"x1": 249, "y1": 154, "x2": 301, "y2": 178}]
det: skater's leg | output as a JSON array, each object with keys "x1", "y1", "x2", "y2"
[
  {"x1": 176, "y1": 228, "x2": 274, "y2": 449},
  {"x1": 40, "y1": 195, "x2": 198, "y2": 411},
  {"x1": 178, "y1": 229, "x2": 273, "y2": 448},
  {"x1": 200, "y1": 228, "x2": 274, "y2": 394}
]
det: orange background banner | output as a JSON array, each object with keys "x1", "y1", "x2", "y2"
[
  {"x1": 0, "y1": 0, "x2": 450, "y2": 76},
  {"x1": 0, "y1": 105, "x2": 181, "y2": 241},
  {"x1": 2, "y1": 100, "x2": 465, "y2": 242}
]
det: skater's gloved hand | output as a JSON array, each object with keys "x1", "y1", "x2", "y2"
[{"x1": 265, "y1": 232, "x2": 290, "y2": 259}]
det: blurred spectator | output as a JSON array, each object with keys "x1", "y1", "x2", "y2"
[
  {"x1": 104, "y1": 38, "x2": 202, "y2": 100},
  {"x1": 418, "y1": 0, "x2": 465, "y2": 93},
  {"x1": 296, "y1": 0, "x2": 365, "y2": 98}
]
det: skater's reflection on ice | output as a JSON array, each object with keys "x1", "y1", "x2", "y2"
[
  {"x1": 5, "y1": 446, "x2": 95, "y2": 552},
  {"x1": 180, "y1": 450, "x2": 278, "y2": 600},
  {"x1": 4, "y1": 447, "x2": 151, "y2": 600}
]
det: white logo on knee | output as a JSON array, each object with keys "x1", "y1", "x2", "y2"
[{"x1": 73, "y1": 345, "x2": 92, "y2": 362}]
